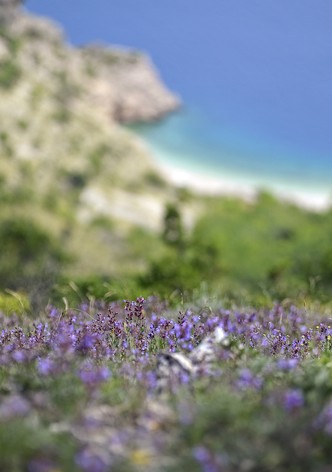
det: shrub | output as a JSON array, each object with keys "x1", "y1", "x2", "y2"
[
  {"x1": 144, "y1": 170, "x2": 167, "y2": 188},
  {"x1": 0, "y1": 217, "x2": 68, "y2": 306},
  {"x1": 0, "y1": 59, "x2": 21, "y2": 89}
]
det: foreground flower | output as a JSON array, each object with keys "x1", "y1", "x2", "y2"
[
  {"x1": 0, "y1": 394, "x2": 30, "y2": 419},
  {"x1": 283, "y1": 389, "x2": 304, "y2": 412},
  {"x1": 75, "y1": 448, "x2": 108, "y2": 472},
  {"x1": 79, "y1": 365, "x2": 111, "y2": 388}
]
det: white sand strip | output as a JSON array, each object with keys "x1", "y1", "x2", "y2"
[{"x1": 156, "y1": 158, "x2": 332, "y2": 212}]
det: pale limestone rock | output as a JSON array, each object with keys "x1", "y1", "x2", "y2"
[
  {"x1": 156, "y1": 327, "x2": 228, "y2": 393},
  {"x1": 81, "y1": 45, "x2": 181, "y2": 123}
]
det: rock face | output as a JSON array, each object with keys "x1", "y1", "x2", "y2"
[
  {"x1": 0, "y1": 5, "x2": 181, "y2": 192},
  {"x1": 82, "y1": 46, "x2": 181, "y2": 123},
  {"x1": 0, "y1": 0, "x2": 22, "y2": 4},
  {"x1": 0, "y1": 2, "x2": 199, "y2": 290},
  {"x1": 0, "y1": 0, "x2": 22, "y2": 25},
  {"x1": 1, "y1": 4, "x2": 180, "y2": 125},
  {"x1": 0, "y1": 3, "x2": 185, "y2": 273}
]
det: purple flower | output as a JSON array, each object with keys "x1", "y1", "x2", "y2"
[
  {"x1": 79, "y1": 365, "x2": 110, "y2": 387},
  {"x1": 277, "y1": 358, "x2": 298, "y2": 371},
  {"x1": 11, "y1": 349, "x2": 26, "y2": 363},
  {"x1": 192, "y1": 446, "x2": 222, "y2": 472},
  {"x1": 261, "y1": 337, "x2": 270, "y2": 347},
  {"x1": 47, "y1": 307, "x2": 59, "y2": 319},
  {"x1": 75, "y1": 448, "x2": 108, "y2": 472},
  {"x1": 146, "y1": 370, "x2": 158, "y2": 390},
  {"x1": 37, "y1": 357, "x2": 56, "y2": 376},
  {"x1": 77, "y1": 334, "x2": 96, "y2": 352},
  {"x1": 193, "y1": 446, "x2": 210, "y2": 463},
  {"x1": 315, "y1": 404, "x2": 332, "y2": 435},
  {"x1": 237, "y1": 369, "x2": 263, "y2": 390},
  {"x1": 0, "y1": 395, "x2": 30, "y2": 419},
  {"x1": 283, "y1": 389, "x2": 304, "y2": 412}
]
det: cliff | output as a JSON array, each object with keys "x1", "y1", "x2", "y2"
[
  {"x1": 0, "y1": 4, "x2": 181, "y2": 203},
  {"x1": 0, "y1": 4, "x2": 193, "y2": 283},
  {"x1": 0, "y1": 0, "x2": 22, "y2": 25},
  {"x1": 81, "y1": 45, "x2": 181, "y2": 124},
  {"x1": 2, "y1": 3, "x2": 180, "y2": 123}
]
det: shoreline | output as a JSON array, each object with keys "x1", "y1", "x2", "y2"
[{"x1": 155, "y1": 155, "x2": 332, "y2": 212}]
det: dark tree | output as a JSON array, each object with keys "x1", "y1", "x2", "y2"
[{"x1": 162, "y1": 203, "x2": 184, "y2": 248}]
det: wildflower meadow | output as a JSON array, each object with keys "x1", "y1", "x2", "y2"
[{"x1": 1, "y1": 297, "x2": 332, "y2": 471}]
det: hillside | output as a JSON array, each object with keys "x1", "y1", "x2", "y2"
[
  {"x1": 0, "y1": 1, "x2": 193, "y2": 299},
  {"x1": 0, "y1": 1, "x2": 181, "y2": 204}
]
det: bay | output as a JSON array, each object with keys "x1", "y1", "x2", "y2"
[{"x1": 26, "y1": 0, "x2": 332, "y2": 194}]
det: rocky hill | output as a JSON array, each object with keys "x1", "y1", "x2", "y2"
[
  {"x1": 81, "y1": 45, "x2": 180, "y2": 124},
  {"x1": 0, "y1": 13, "x2": 146, "y2": 212},
  {"x1": 0, "y1": 2, "x2": 180, "y2": 188},
  {"x1": 0, "y1": 2, "x2": 193, "y2": 295}
]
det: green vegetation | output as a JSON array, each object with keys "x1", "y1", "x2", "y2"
[
  {"x1": 0, "y1": 216, "x2": 68, "y2": 307},
  {"x1": 132, "y1": 194, "x2": 332, "y2": 307},
  {"x1": 0, "y1": 27, "x2": 22, "y2": 55},
  {"x1": 2, "y1": 190, "x2": 332, "y2": 310},
  {"x1": 0, "y1": 59, "x2": 21, "y2": 89},
  {"x1": 0, "y1": 290, "x2": 29, "y2": 315},
  {"x1": 144, "y1": 170, "x2": 168, "y2": 188}
]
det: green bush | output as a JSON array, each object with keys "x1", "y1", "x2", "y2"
[
  {"x1": 144, "y1": 170, "x2": 167, "y2": 188},
  {"x1": 191, "y1": 194, "x2": 332, "y2": 302},
  {"x1": 0, "y1": 59, "x2": 21, "y2": 89},
  {"x1": 134, "y1": 195, "x2": 332, "y2": 305},
  {"x1": 140, "y1": 242, "x2": 221, "y2": 300},
  {"x1": 0, "y1": 217, "x2": 68, "y2": 305},
  {"x1": 0, "y1": 28, "x2": 22, "y2": 55}
]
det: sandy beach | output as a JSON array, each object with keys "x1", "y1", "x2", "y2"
[{"x1": 156, "y1": 156, "x2": 332, "y2": 212}]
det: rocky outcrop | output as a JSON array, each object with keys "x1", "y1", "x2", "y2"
[
  {"x1": 0, "y1": 4, "x2": 183, "y2": 236},
  {"x1": 0, "y1": 0, "x2": 22, "y2": 5},
  {"x1": 0, "y1": 0, "x2": 22, "y2": 25},
  {"x1": 1, "y1": 3, "x2": 180, "y2": 125},
  {"x1": 81, "y1": 45, "x2": 181, "y2": 123},
  {"x1": 0, "y1": 5, "x2": 181, "y2": 192},
  {"x1": 0, "y1": 3, "x2": 194, "y2": 286}
]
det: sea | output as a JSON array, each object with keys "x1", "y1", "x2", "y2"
[{"x1": 27, "y1": 0, "x2": 332, "y2": 199}]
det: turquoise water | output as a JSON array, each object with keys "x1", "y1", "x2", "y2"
[
  {"x1": 27, "y1": 0, "x2": 332, "y2": 193},
  {"x1": 133, "y1": 107, "x2": 332, "y2": 194}
]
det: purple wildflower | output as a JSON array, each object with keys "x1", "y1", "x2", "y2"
[
  {"x1": 11, "y1": 349, "x2": 26, "y2": 363},
  {"x1": 0, "y1": 395, "x2": 30, "y2": 419},
  {"x1": 283, "y1": 389, "x2": 304, "y2": 412},
  {"x1": 277, "y1": 358, "x2": 298, "y2": 370},
  {"x1": 193, "y1": 446, "x2": 222, "y2": 472},
  {"x1": 315, "y1": 404, "x2": 332, "y2": 435},
  {"x1": 237, "y1": 368, "x2": 263, "y2": 390},
  {"x1": 75, "y1": 448, "x2": 108, "y2": 472},
  {"x1": 79, "y1": 365, "x2": 110, "y2": 387},
  {"x1": 37, "y1": 357, "x2": 56, "y2": 376},
  {"x1": 77, "y1": 333, "x2": 96, "y2": 352}
]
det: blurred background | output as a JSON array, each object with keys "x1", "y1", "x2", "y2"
[
  {"x1": 1, "y1": 0, "x2": 332, "y2": 312},
  {"x1": 26, "y1": 0, "x2": 332, "y2": 202}
]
